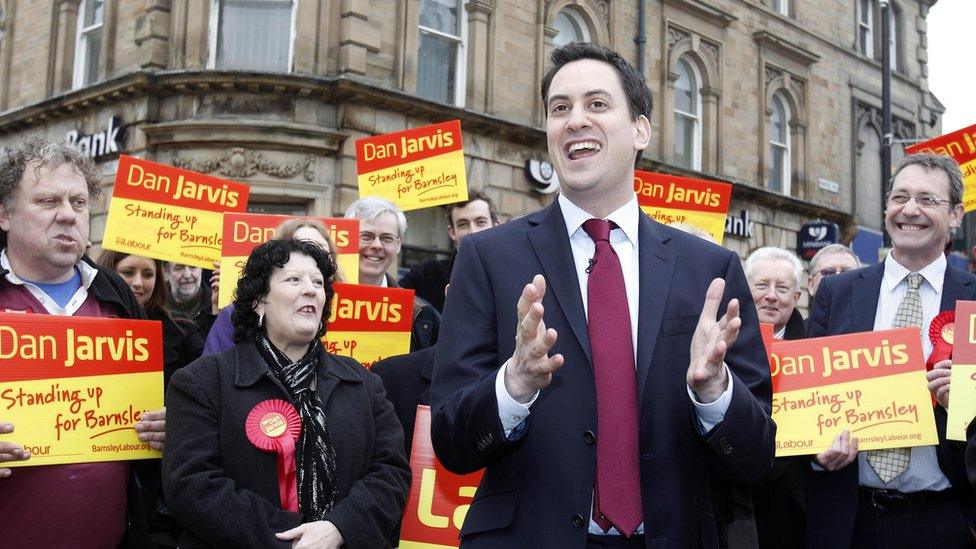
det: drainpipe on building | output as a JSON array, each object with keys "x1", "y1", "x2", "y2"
[
  {"x1": 880, "y1": 0, "x2": 893, "y2": 247},
  {"x1": 636, "y1": 0, "x2": 646, "y2": 77}
]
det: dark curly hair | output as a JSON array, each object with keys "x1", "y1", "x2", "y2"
[{"x1": 231, "y1": 239, "x2": 337, "y2": 343}]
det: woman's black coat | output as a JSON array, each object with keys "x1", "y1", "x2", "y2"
[{"x1": 162, "y1": 340, "x2": 411, "y2": 548}]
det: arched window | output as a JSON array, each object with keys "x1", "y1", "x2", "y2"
[
  {"x1": 553, "y1": 8, "x2": 590, "y2": 48},
  {"x1": 673, "y1": 57, "x2": 701, "y2": 170},
  {"x1": 769, "y1": 92, "x2": 791, "y2": 195}
]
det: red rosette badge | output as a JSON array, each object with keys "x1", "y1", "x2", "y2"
[
  {"x1": 927, "y1": 311, "x2": 954, "y2": 371},
  {"x1": 246, "y1": 399, "x2": 302, "y2": 511}
]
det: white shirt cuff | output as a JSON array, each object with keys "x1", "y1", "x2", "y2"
[
  {"x1": 687, "y1": 363, "x2": 733, "y2": 432},
  {"x1": 495, "y1": 361, "x2": 538, "y2": 437}
]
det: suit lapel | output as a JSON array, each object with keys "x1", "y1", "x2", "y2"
[
  {"x1": 635, "y1": 215, "x2": 676, "y2": 413},
  {"x1": 526, "y1": 201, "x2": 592, "y2": 365},
  {"x1": 940, "y1": 266, "x2": 974, "y2": 311},
  {"x1": 852, "y1": 263, "x2": 884, "y2": 332}
]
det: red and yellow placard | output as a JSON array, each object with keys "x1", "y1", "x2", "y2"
[
  {"x1": 324, "y1": 283, "x2": 414, "y2": 369},
  {"x1": 906, "y1": 123, "x2": 976, "y2": 212},
  {"x1": 0, "y1": 314, "x2": 163, "y2": 466},
  {"x1": 633, "y1": 171, "x2": 732, "y2": 244},
  {"x1": 356, "y1": 120, "x2": 468, "y2": 211},
  {"x1": 947, "y1": 301, "x2": 976, "y2": 441},
  {"x1": 770, "y1": 328, "x2": 937, "y2": 456},
  {"x1": 103, "y1": 155, "x2": 250, "y2": 268},
  {"x1": 400, "y1": 405, "x2": 483, "y2": 549},
  {"x1": 218, "y1": 213, "x2": 360, "y2": 309}
]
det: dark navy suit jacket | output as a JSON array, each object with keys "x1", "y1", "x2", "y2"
[
  {"x1": 805, "y1": 261, "x2": 976, "y2": 548},
  {"x1": 430, "y1": 201, "x2": 776, "y2": 548}
]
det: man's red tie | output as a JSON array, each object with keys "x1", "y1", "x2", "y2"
[{"x1": 583, "y1": 218, "x2": 642, "y2": 536}]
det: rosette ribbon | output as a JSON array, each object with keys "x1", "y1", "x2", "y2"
[
  {"x1": 927, "y1": 311, "x2": 955, "y2": 372},
  {"x1": 246, "y1": 399, "x2": 302, "y2": 511}
]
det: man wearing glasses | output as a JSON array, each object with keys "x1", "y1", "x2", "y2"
[
  {"x1": 806, "y1": 244, "x2": 861, "y2": 300},
  {"x1": 345, "y1": 196, "x2": 439, "y2": 351},
  {"x1": 806, "y1": 153, "x2": 976, "y2": 548}
]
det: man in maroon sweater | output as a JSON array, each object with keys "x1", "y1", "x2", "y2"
[{"x1": 0, "y1": 136, "x2": 165, "y2": 547}]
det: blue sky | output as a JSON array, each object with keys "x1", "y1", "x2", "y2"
[{"x1": 927, "y1": 0, "x2": 974, "y2": 134}]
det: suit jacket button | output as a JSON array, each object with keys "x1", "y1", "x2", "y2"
[
  {"x1": 583, "y1": 430, "x2": 596, "y2": 445},
  {"x1": 572, "y1": 513, "x2": 585, "y2": 528}
]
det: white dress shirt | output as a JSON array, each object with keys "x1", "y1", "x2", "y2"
[
  {"x1": 493, "y1": 194, "x2": 734, "y2": 534},
  {"x1": 857, "y1": 253, "x2": 951, "y2": 491}
]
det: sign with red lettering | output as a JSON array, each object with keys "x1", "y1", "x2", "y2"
[
  {"x1": 356, "y1": 120, "x2": 468, "y2": 211},
  {"x1": 0, "y1": 314, "x2": 163, "y2": 466},
  {"x1": 633, "y1": 171, "x2": 732, "y2": 243},
  {"x1": 103, "y1": 155, "x2": 250, "y2": 268},
  {"x1": 906, "y1": 122, "x2": 976, "y2": 212},
  {"x1": 218, "y1": 213, "x2": 359, "y2": 308},
  {"x1": 400, "y1": 405, "x2": 483, "y2": 549},
  {"x1": 770, "y1": 328, "x2": 937, "y2": 456},
  {"x1": 323, "y1": 283, "x2": 414, "y2": 369}
]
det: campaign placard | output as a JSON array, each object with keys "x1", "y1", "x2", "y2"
[
  {"x1": 633, "y1": 170, "x2": 732, "y2": 244},
  {"x1": 947, "y1": 301, "x2": 976, "y2": 441},
  {"x1": 324, "y1": 283, "x2": 414, "y2": 369},
  {"x1": 906, "y1": 122, "x2": 976, "y2": 212},
  {"x1": 400, "y1": 405, "x2": 483, "y2": 549},
  {"x1": 103, "y1": 155, "x2": 250, "y2": 268},
  {"x1": 770, "y1": 328, "x2": 937, "y2": 457},
  {"x1": 218, "y1": 213, "x2": 360, "y2": 309},
  {"x1": 356, "y1": 120, "x2": 468, "y2": 211},
  {"x1": 0, "y1": 314, "x2": 163, "y2": 466}
]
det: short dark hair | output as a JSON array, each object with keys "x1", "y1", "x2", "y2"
[
  {"x1": 446, "y1": 189, "x2": 499, "y2": 226},
  {"x1": 231, "y1": 239, "x2": 337, "y2": 343},
  {"x1": 540, "y1": 42, "x2": 653, "y2": 164},
  {"x1": 541, "y1": 42, "x2": 653, "y2": 122},
  {"x1": 0, "y1": 135, "x2": 101, "y2": 213},
  {"x1": 890, "y1": 152, "x2": 964, "y2": 207},
  {"x1": 96, "y1": 251, "x2": 168, "y2": 316}
]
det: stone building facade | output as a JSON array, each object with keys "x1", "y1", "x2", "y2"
[{"x1": 0, "y1": 0, "x2": 944, "y2": 266}]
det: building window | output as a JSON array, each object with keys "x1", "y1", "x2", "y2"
[
  {"x1": 417, "y1": 0, "x2": 467, "y2": 106},
  {"x1": 769, "y1": 92, "x2": 791, "y2": 195},
  {"x1": 673, "y1": 57, "x2": 702, "y2": 171},
  {"x1": 210, "y1": 0, "x2": 295, "y2": 72},
  {"x1": 72, "y1": 0, "x2": 104, "y2": 89},
  {"x1": 553, "y1": 8, "x2": 590, "y2": 48},
  {"x1": 857, "y1": 0, "x2": 873, "y2": 57},
  {"x1": 772, "y1": 0, "x2": 789, "y2": 16}
]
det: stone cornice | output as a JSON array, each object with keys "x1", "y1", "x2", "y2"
[{"x1": 0, "y1": 71, "x2": 548, "y2": 147}]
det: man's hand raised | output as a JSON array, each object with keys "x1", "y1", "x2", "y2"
[
  {"x1": 687, "y1": 278, "x2": 739, "y2": 403},
  {"x1": 504, "y1": 275, "x2": 564, "y2": 403}
]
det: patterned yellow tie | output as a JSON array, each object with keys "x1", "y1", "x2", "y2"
[{"x1": 867, "y1": 273, "x2": 922, "y2": 483}]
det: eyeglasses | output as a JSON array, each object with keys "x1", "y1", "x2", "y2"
[
  {"x1": 359, "y1": 232, "x2": 399, "y2": 246},
  {"x1": 814, "y1": 268, "x2": 844, "y2": 278},
  {"x1": 886, "y1": 191, "x2": 952, "y2": 208},
  {"x1": 750, "y1": 282, "x2": 796, "y2": 297}
]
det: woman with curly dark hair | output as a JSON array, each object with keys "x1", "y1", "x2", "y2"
[{"x1": 162, "y1": 239, "x2": 409, "y2": 549}]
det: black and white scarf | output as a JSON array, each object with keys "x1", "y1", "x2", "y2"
[{"x1": 256, "y1": 334, "x2": 339, "y2": 519}]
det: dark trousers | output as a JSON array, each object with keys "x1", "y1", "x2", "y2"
[{"x1": 852, "y1": 492, "x2": 975, "y2": 549}]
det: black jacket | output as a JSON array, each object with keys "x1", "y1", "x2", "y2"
[
  {"x1": 162, "y1": 340, "x2": 411, "y2": 548},
  {"x1": 398, "y1": 256, "x2": 454, "y2": 313},
  {"x1": 371, "y1": 345, "x2": 435, "y2": 459}
]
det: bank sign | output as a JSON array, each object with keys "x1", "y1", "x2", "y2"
[
  {"x1": 797, "y1": 221, "x2": 839, "y2": 260},
  {"x1": 66, "y1": 116, "x2": 124, "y2": 159}
]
